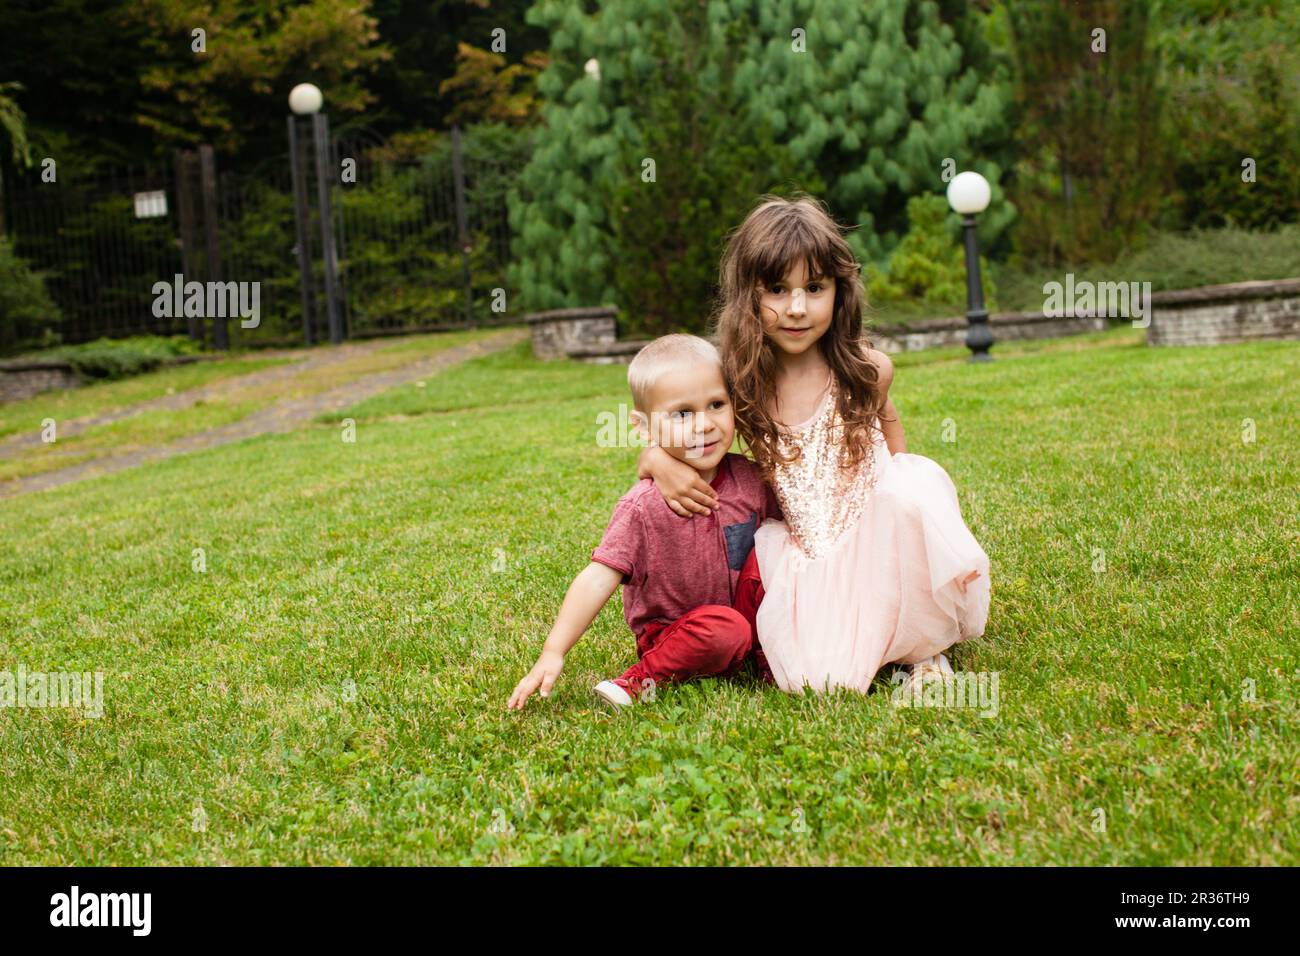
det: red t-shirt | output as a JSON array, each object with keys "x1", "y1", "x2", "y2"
[{"x1": 591, "y1": 453, "x2": 782, "y2": 639}]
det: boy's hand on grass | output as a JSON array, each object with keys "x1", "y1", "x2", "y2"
[{"x1": 507, "y1": 649, "x2": 565, "y2": 711}]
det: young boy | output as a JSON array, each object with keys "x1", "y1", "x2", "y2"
[{"x1": 506, "y1": 334, "x2": 779, "y2": 711}]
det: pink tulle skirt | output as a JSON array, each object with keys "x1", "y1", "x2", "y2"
[{"x1": 754, "y1": 450, "x2": 991, "y2": 695}]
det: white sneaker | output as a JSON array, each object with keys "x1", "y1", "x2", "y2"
[{"x1": 593, "y1": 679, "x2": 636, "y2": 709}]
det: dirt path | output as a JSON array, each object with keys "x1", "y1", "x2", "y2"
[
  {"x1": 0, "y1": 327, "x2": 526, "y2": 500},
  {"x1": 0, "y1": 339, "x2": 391, "y2": 459}
]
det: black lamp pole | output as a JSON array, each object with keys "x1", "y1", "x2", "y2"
[{"x1": 961, "y1": 214, "x2": 992, "y2": 362}]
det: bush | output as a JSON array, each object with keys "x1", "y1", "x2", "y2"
[
  {"x1": 867, "y1": 195, "x2": 997, "y2": 314},
  {"x1": 1155, "y1": 3, "x2": 1300, "y2": 231},
  {"x1": 0, "y1": 236, "x2": 62, "y2": 354},
  {"x1": 46, "y1": 335, "x2": 203, "y2": 380},
  {"x1": 989, "y1": 222, "x2": 1300, "y2": 317}
]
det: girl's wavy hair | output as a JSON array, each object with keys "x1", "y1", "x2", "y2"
[{"x1": 710, "y1": 193, "x2": 888, "y2": 484}]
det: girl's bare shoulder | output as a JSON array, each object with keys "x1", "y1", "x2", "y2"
[{"x1": 863, "y1": 346, "x2": 894, "y2": 392}]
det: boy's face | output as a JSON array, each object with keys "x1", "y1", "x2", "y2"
[{"x1": 637, "y1": 361, "x2": 735, "y2": 471}]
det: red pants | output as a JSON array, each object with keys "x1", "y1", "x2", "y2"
[{"x1": 620, "y1": 549, "x2": 771, "y2": 687}]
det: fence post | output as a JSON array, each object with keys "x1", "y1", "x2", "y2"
[
  {"x1": 311, "y1": 113, "x2": 343, "y2": 344},
  {"x1": 287, "y1": 116, "x2": 317, "y2": 345},
  {"x1": 198, "y1": 145, "x2": 228, "y2": 350},
  {"x1": 451, "y1": 125, "x2": 474, "y2": 328},
  {"x1": 174, "y1": 150, "x2": 202, "y2": 342}
]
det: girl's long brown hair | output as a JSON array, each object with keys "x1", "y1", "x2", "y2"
[{"x1": 711, "y1": 193, "x2": 888, "y2": 484}]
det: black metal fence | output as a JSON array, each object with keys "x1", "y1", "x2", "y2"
[
  {"x1": 6, "y1": 164, "x2": 186, "y2": 344},
  {"x1": 2, "y1": 123, "x2": 524, "y2": 352},
  {"x1": 335, "y1": 133, "x2": 518, "y2": 340}
]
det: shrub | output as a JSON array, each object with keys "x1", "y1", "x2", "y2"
[
  {"x1": 868, "y1": 195, "x2": 996, "y2": 314},
  {"x1": 0, "y1": 236, "x2": 61, "y2": 354},
  {"x1": 47, "y1": 335, "x2": 203, "y2": 380}
]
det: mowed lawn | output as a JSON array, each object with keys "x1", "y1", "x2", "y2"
[{"x1": 0, "y1": 326, "x2": 1296, "y2": 865}]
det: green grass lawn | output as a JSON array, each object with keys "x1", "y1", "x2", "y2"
[{"x1": 0, "y1": 327, "x2": 1296, "y2": 864}]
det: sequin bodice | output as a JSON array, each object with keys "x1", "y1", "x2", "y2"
[{"x1": 771, "y1": 376, "x2": 883, "y2": 560}]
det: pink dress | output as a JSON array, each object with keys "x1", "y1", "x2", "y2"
[{"x1": 754, "y1": 373, "x2": 991, "y2": 694}]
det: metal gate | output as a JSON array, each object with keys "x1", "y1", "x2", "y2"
[{"x1": 2, "y1": 124, "x2": 523, "y2": 351}]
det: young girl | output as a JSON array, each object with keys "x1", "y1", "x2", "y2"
[{"x1": 639, "y1": 194, "x2": 990, "y2": 694}]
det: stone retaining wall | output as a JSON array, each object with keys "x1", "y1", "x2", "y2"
[
  {"x1": 565, "y1": 340, "x2": 649, "y2": 365},
  {"x1": 0, "y1": 353, "x2": 213, "y2": 404},
  {"x1": 868, "y1": 312, "x2": 1107, "y2": 353},
  {"x1": 0, "y1": 361, "x2": 82, "y2": 403},
  {"x1": 1145, "y1": 278, "x2": 1300, "y2": 346},
  {"x1": 866, "y1": 277, "x2": 1300, "y2": 352},
  {"x1": 526, "y1": 306, "x2": 618, "y2": 360}
]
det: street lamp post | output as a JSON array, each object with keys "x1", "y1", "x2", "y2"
[
  {"x1": 287, "y1": 84, "x2": 320, "y2": 345},
  {"x1": 946, "y1": 171, "x2": 993, "y2": 362},
  {"x1": 287, "y1": 82, "x2": 343, "y2": 345}
]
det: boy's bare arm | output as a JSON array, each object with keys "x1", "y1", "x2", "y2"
[
  {"x1": 542, "y1": 561, "x2": 624, "y2": 657},
  {"x1": 506, "y1": 562, "x2": 623, "y2": 710}
]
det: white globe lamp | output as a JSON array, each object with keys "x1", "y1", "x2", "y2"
[
  {"x1": 288, "y1": 83, "x2": 323, "y2": 115},
  {"x1": 946, "y1": 171, "x2": 991, "y2": 215}
]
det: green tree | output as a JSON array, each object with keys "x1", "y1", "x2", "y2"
[
  {"x1": 366, "y1": 0, "x2": 550, "y2": 133},
  {"x1": 128, "y1": 0, "x2": 392, "y2": 157},
  {"x1": 0, "y1": 1, "x2": 156, "y2": 172},
  {"x1": 1003, "y1": 0, "x2": 1168, "y2": 264},
  {"x1": 0, "y1": 80, "x2": 33, "y2": 237},
  {"x1": 512, "y1": 0, "x2": 1012, "y2": 313},
  {"x1": 1153, "y1": 0, "x2": 1300, "y2": 230},
  {"x1": 0, "y1": 0, "x2": 547, "y2": 170},
  {"x1": 608, "y1": 6, "x2": 824, "y2": 337},
  {"x1": 438, "y1": 42, "x2": 548, "y2": 128},
  {"x1": 0, "y1": 1, "x2": 393, "y2": 170},
  {"x1": 0, "y1": 82, "x2": 31, "y2": 168},
  {"x1": 0, "y1": 236, "x2": 61, "y2": 353}
]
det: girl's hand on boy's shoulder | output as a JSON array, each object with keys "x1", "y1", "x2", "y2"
[
  {"x1": 506, "y1": 649, "x2": 565, "y2": 711},
  {"x1": 640, "y1": 445, "x2": 718, "y2": 517},
  {"x1": 653, "y1": 465, "x2": 718, "y2": 518},
  {"x1": 644, "y1": 447, "x2": 718, "y2": 518}
]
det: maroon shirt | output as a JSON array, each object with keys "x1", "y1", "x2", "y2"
[{"x1": 592, "y1": 453, "x2": 782, "y2": 639}]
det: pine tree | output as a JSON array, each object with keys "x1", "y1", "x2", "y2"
[
  {"x1": 510, "y1": 0, "x2": 1012, "y2": 313},
  {"x1": 607, "y1": 6, "x2": 822, "y2": 337}
]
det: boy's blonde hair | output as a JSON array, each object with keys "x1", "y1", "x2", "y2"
[{"x1": 627, "y1": 334, "x2": 722, "y2": 412}]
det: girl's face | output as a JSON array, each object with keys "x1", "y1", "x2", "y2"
[{"x1": 757, "y1": 260, "x2": 834, "y2": 357}]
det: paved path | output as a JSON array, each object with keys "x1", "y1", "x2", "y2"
[
  {"x1": 0, "y1": 328, "x2": 526, "y2": 500},
  {"x1": 0, "y1": 339, "x2": 391, "y2": 459}
]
